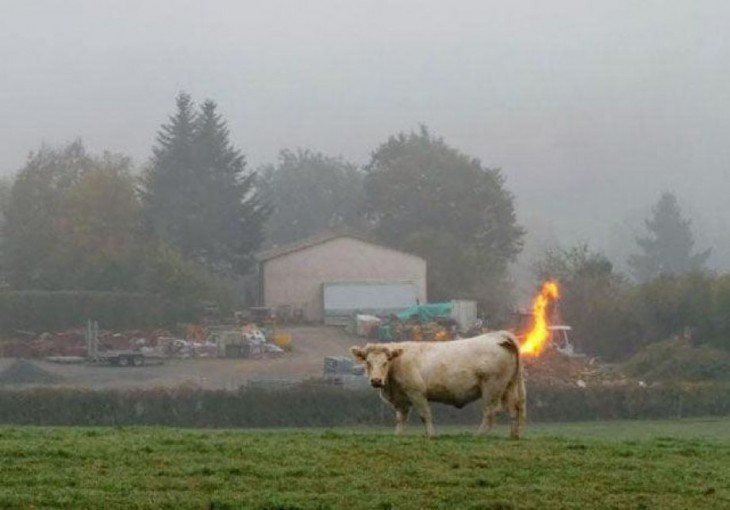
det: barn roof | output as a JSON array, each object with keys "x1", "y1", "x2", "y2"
[{"x1": 256, "y1": 228, "x2": 426, "y2": 263}]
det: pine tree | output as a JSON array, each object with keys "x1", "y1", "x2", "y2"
[
  {"x1": 142, "y1": 92, "x2": 197, "y2": 255},
  {"x1": 627, "y1": 192, "x2": 711, "y2": 282},
  {"x1": 191, "y1": 100, "x2": 269, "y2": 273},
  {"x1": 143, "y1": 93, "x2": 269, "y2": 275}
]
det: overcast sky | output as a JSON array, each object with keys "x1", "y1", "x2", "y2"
[{"x1": 2, "y1": 0, "x2": 729, "y2": 269}]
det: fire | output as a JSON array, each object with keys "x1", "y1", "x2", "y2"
[{"x1": 520, "y1": 280, "x2": 560, "y2": 356}]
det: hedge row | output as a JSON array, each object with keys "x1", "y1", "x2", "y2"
[
  {"x1": 1, "y1": 382, "x2": 729, "y2": 427},
  {"x1": 0, "y1": 291, "x2": 198, "y2": 333}
]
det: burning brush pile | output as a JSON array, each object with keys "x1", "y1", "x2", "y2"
[
  {"x1": 518, "y1": 281, "x2": 623, "y2": 388},
  {"x1": 522, "y1": 350, "x2": 614, "y2": 388}
]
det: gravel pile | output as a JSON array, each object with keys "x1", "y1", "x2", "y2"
[{"x1": 0, "y1": 359, "x2": 66, "y2": 385}]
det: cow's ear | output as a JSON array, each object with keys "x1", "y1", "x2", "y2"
[
  {"x1": 388, "y1": 348, "x2": 404, "y2": 360},
  {"x1": 351, "y1": 346, "x2": 367, "y2": 362}
]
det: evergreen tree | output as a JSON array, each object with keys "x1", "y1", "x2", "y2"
[
  {"x1": 192, "y1": 100, "x2": 269, "y2": 273},
  {"x1": 143, "y1": 93, "x2": 269, "y2": 275},
  {"x1": 627, "y1": 192, "x2": 711, "y2": 282},
  {"x1": 142, "y1": 92, "x2": 197, "y2": 255}
]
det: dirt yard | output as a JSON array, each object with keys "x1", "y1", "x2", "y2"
[{"x1": 0, "y1": 326, "x2": 363, "y2": 390}]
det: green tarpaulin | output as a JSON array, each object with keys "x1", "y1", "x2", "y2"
[{"x1": 395, "y1": 303, "x2": 453, "y2": 322}]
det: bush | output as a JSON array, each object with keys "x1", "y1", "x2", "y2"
[
  {"x1": 712, "y1": 274, "x2": 730, "y2": 350},
  {"x1": 622, "y1": 338, "x2": 730, "y2": 382},
  {"x1": 0, "y1": 382, "x2": 728, "y2": 427},
  {"x1": 558, "y1": 271, "x2": 730, "y2": 361},
  {"x1": 0, "y1": 291, "x2": 198, "y2": 333}
]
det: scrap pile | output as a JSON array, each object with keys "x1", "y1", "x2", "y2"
[
  {"x1": 351, "y1": 313, "x2": 457, "y2": 343},
  {"x1": 208, "y1": 324, "x2": 285, "y2": 359},
  {"x1": 0, "y1": 329, "x2": 170, "y2": 359},
  {"x1": 0, "y1": 323, "x2": 287, "y2": 360},
  {"x1": 348, "y1": 301, "x2": 479, "y2": 342}
]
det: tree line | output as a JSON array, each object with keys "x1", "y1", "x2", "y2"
[
  {"x1": 0, "y1": 96, "x2": 525, "y2": 315},
  {"x1": 0, "y1": 92, "x2": 723, "y2": 361}
]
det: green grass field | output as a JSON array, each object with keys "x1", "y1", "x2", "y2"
[{"x1": 1, "y1": 419, "x2": 729, "y2": 509}]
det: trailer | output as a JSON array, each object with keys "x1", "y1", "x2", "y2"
[
  {"x1": 85, "y1": 321, "x2": 163, "y2": 367},
  {"x1": 93, "y1": 350, "x2": 147, "y2": 367}
]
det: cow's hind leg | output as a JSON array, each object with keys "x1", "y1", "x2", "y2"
[
  {"x1": 508, "y1": 402, "x2": 523, "y2": 440},
  {"x1": 503, "y1": 379, "x2": 526, "y2": 440},
  {"x1": 477, "y1": 382, "x2": 501, "y2": 436}
]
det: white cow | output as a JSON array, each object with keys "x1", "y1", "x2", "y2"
[{"x1": 351, "y1": 331, "x2": 526, "y2": 439}]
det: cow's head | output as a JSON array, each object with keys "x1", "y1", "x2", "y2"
[{"x1": 350, "y1": 345, "x2": 403, "y2": 388}]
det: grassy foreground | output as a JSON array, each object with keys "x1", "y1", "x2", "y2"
[{"x1": 1, "y1": 419, "x2": 729, "y2": 509}]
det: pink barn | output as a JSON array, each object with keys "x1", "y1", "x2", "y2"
[{"x1": 257, "y1": 231, "x2": 427, "y2": 324}]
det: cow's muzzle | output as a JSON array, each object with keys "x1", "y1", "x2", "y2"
[{"x1": 370, "y1": 378, "x2": 383, "y2": 388}]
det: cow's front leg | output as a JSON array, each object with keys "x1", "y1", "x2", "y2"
[
  {"x1": 408, "y1": 393, "x2": 435, "y2": 438},
  {"x1": 395, "y1": 407, "x2": 410, "y2": 435}
]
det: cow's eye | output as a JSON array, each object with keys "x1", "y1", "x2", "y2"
[{"x1": 366, "y1": 361, "x2": 371, "y2": 369}]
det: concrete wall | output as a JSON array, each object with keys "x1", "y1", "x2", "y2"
[{"x1": 262, "y1": 237, "x2": 427, "y2": 322}]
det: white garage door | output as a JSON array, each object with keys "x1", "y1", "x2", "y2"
[{"x1": 323, "y1": 281, "x2": 418, "y2": 325}]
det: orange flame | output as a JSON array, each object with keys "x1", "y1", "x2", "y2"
[{"x1": 520, "y1": 280, "x2": 560, "y2": 356}]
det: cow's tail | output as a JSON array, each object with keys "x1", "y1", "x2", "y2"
[{"x1": 498, "y1": 331, "x2": 526, "y2": 438}]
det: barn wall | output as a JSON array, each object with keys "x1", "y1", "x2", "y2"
[{"x1": 262, "y1": 237, "x2": 427, "y2": 322}]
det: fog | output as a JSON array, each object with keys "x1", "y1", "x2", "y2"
[{"x1": 2, "y1": 0, "x2": 729, "y2": 270}]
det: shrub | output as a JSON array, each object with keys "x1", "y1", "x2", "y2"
[
  {"x1": 0, "y1": 291, "x2": 198, "y2": 333},
  {"x1": 0, "y1": 382, "x2": 728, "y2": 427},
  {"x1": 622, "y1": 338, "x2": 730, "y2": 382},
  {"x1": 559, "y1": 272, "x2": 730, "y2": 361}
]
